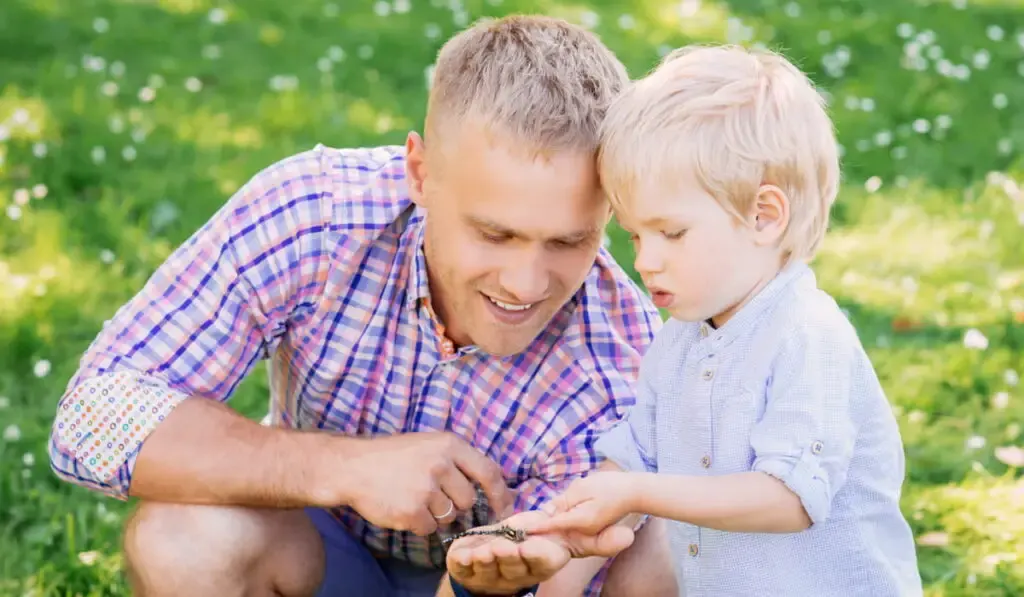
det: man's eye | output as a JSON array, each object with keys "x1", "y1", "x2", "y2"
[{"x1": 481, "y1": 231, "x2": 509, "y2": 243}]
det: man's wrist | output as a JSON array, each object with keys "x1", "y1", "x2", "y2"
[
  {"x1": 448, "y1": 576, "x2": 539, "y2": 597},
  {"x1": 301, "y1": 433, "x2": 364, "y2": 507}
]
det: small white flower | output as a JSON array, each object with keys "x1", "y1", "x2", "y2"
[
  {"x1": 0, "y1": 396, "x2": 8, "y2": 409},
  {"x1": 33, "y1": 359, "x2": 51, "y2": 378},
  {"x1": 22, "y1": 453, "x2": 34, "y2": 467},
  {"x1": 32, "y1": 184, "x2": 47, "y2": 199},
  {"x1": 208, "y1": 8, "x2": 227, "y2": 24},
  {"x1": 965, "y1": 435, "x2": 986, "y2": 450},
  {"x1": 3, "y1": 424, "x2": 21, "y2": 442},
  {"x1": 995, "y1": 446, "x2": 1024, "y2": 467},
  {"x1": 963, "y1": 328, "x2": 988, "y2": 350},
  {"x1": 1006, "y1": 369, "x2": 1020, "y2": 386},
  {"x1": 992, "y1": 392, "x2": 1010, "y2": 409}
]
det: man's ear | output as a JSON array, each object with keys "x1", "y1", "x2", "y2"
[
  {"x1": 750, "y1": 184, "x2": 790, "y2": 246},
  {"x1": 405, "y1": 131, "x2": 428, "y2": 208}
]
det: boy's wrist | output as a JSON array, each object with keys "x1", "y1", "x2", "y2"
[{"x1": 629, "y1": 472, "x2": 658, "y2": 514}]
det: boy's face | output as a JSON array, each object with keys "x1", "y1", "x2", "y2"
[{"x1": 616, "y1": 171, "x2": 785, "y2": 327}]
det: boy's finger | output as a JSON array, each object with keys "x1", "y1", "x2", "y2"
[{"x1": 527, "y1": 506, "x2": 602, "y2": 535}]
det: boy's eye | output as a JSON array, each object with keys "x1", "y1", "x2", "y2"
[{"x1": 663, "y1": 229, "x2": 687, "y2": 240}]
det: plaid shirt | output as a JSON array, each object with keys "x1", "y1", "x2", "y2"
[{"x1": 49, "y1": 144, "x2": 662, "y2": 569}]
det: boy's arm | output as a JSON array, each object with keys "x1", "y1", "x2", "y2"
[{"x1": 635, "y1": 322, "x2": 859, "y2": 532}]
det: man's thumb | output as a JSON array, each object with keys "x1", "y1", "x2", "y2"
[{"x1": 590, "y1": 524, "x2": 635, "y2": 557}]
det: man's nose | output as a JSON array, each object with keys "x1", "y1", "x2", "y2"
[{"x1": 498, "y1": 257, "x2": 549, "y2": 304}]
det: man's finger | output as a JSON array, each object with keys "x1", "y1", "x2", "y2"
[
  {"x1": 440, "y1": 467, "x2": 478, "y2": 512},
  {"x1": 428, "y1": 490, "x2": 457, "y2": 525},
  {"x1": 519, "y1": 537, "x2": 569, "y2": 578},
  {"x1": 409, "y1": 507, "x2": 440, "y2": 536},
  {"x1": 469, "y1": 540, "x2": 502, "y2": 585},
  {"x1": 567, "y1": 524, "x2": 635, "y2": 558},
  {"x1": 451, "y1": 443, "x2": 512, "y2": 515},
  {"x1": 492, "y1": 541, "x2": 530, "y2": 581}
]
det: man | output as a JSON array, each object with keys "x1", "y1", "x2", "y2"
[{"x1": 48, "y1": 14, "x2": 673, "y2": 597}]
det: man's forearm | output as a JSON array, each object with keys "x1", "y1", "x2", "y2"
[
  {"x1": 634, "y1": 471, "x2": 811, "y2": 533},
  {"x1": 129, "y1": 397, "x2": 348, "y2": 507}
]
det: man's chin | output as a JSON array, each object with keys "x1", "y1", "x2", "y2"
[{"x1": 473, "y1": 335, "x2": 536, "y2": 358}]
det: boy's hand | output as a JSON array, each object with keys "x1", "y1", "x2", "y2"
[{"x1": 527, "y1": 471, "x2": 640, "y2": 536}]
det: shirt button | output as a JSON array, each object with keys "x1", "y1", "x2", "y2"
[
  {"x1": 699, "y1": 325, "x2": 709, "y2": 338},
  {"x1": 702, "y1": 369, "x2": 714, "y2": 381},
  {"x1": 688, "y1": 543, "x2": 699, "y2": 557},
  {"x1": 700, "y1": 455, "x2": 711, "y2": 468}
]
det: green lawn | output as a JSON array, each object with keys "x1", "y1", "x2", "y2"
[{"x1": 1, "y1": 0, "x2": 1023, "y2": 595}]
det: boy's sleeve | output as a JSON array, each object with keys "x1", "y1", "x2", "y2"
[
  {"x1": 595, "y1": 370, "x2": 658, "y2": 473},
  {"x1": 749, "y1": 323, "x2": 860, "y2": 526}
]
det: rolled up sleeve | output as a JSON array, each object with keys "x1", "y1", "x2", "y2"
[
  {"x1": 595, "y1": 372, "x2": 658, "y2": 474},
  {"x1": 750, "y1": 324, "x2": 859, "y2": 526},
  {"x1": 48, "y1": 147, "x2": 333, "y2": 499}
]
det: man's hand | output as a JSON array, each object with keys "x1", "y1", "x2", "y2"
[
  {"x1": 525, "y1": 471, "x2": 639, "y2": 537},
  {"x1": 317, "y1": 432, "x2": 512, "y2": 537},
  {"x1": 445, "y1": 509, "x2": 634, "y2": 595}
]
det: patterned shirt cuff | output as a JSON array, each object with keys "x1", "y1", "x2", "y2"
[{"x1": 52, "y1": 371, "x2": 189, "y2": 498}]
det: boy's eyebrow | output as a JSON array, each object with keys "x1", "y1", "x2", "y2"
[{"x1": 639, "y1": 216, "x2": 683, "y2": 228}]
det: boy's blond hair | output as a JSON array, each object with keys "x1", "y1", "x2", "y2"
[
  {"x1": 599, "y1": 44, "x2": 841, "y2": 263},
  {"x1": 425, "y1": 15, "x2": 629, "y2": 160}
]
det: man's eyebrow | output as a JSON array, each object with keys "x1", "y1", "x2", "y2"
[
  {"x1": 466, "y1": 215, "x2": 601, "y2": 243},
  {"x1": 554, "y1": 225, "x2": 603, "y2": 243}
]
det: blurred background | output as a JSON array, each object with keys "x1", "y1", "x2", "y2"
[{"x1": 1, "y1": 0, "x2": 1022, "y2": 595}]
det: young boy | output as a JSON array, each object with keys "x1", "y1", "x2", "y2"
[{"x1": 527, "y1": 45, "x2": 923, "y2": 596}]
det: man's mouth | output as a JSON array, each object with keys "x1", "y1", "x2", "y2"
[
  {"x1": 486, "y1": 296, "x2": 535, "y2": 312},
  {"x1": 482, "y1": 293, "x2": 541, "y2": 325}
]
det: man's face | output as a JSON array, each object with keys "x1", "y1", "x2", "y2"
[{"x1": 406, "y1": 121, "x2": 608, "y2": 357}]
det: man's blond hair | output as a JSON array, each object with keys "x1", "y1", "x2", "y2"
[
  {"x1": 425, "y1": 14, "x2": 629, "y2": 159},
  {"x1": 599, "y1": 44, "x2": 841, "y2": 263}
]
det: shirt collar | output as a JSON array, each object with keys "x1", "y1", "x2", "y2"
[
  {"x1": 697, "y1": 260, "x2": 813, "y2": 349},
  {"x1": 406, "y1": 212, "x2": 432, "y2": 309}
]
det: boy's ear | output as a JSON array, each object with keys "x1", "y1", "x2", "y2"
[{"x1": 751, "y1": 184, "x2": 790, "y2": 246}]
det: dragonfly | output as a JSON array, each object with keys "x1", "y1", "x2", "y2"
[{"x1": 441, "y1": 525, "x2": 529, "y2": 548}]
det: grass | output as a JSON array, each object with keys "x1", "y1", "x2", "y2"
[{"x1": 1, "y1": 0, "x2": 1023, "y2": 595}]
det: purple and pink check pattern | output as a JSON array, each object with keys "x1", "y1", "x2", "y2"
[{"x1": 49, "y1": 143, "x2": 661, "y2": 571}]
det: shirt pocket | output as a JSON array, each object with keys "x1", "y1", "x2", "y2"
[{"x1": 709, "y1": 386, "x2": 766, "y2": 474}]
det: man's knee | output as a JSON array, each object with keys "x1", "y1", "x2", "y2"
[
  {"x1": 602, "y1": 517, "x2": 677, "y2": 597},
  {"x1": 124, "y1": 502, "x2": 324, "y2": 597}
]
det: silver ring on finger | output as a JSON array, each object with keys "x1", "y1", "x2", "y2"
[{"x1": 433, "y1": 500, "x2": 454, "y2": 520}]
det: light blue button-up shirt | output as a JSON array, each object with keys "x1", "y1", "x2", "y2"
[{"x1": 597, "y1": 262, "x2": 923, "y2": 596}]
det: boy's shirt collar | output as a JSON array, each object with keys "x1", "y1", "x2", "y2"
[{"x1": 697, "y1": 261, "x2": 812, "y2": 349}]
